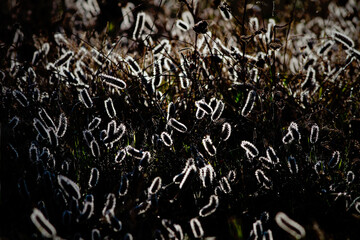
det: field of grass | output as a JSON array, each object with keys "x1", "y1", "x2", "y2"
[{"x1": 1, "y1": 0, "x2": 360, "y2": 239}]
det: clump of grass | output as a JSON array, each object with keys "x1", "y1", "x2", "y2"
[{"x1": 1, "y1": 0, "x2": 360, "y2": 239}]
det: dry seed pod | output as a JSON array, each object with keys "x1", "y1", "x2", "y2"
[
  {"x1": 161, "y1": 131, "x2": 173, "y2": 146},
  {"x1": 241, "y1": 90, "x2": 256, "y2": 117},
  {"x1": 241, "y1": 140, "x2": 259, "y2": 158},
  {"x1": 275, "y1": 212, "x2": 306, "y2": 239},
  {"x1": 31, "y1": 208, "x2": 57, "y2": 238},
  {"x1": 190, "y1": 218, "x2": 204, "y2": 238},
  {"x1": 88, "y1": 168, "x2": 99, "y2": 188},
  {"x1": 168, "y1": 118, "x2": 187, "y2": 133},
  {"x1": 13, "y1": 90, "x2": 29, "y2": 107},
  {"x1": 310, "y1": 124, "x2": 319, "y2": 144},
  {"x1": 202, "y1": 135, "x2": 217, "y2": 156},
  {"x1": 58, "y1": 175, "x2": 81, "y2": 199},
  {"x1": 104, "y1": 98, "x2": 116, "y2": 118},
  {"x1": 199, "y1": 195, "x2": 219, "y2": 217}
]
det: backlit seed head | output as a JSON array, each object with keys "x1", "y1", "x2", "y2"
[
  {"x1": 88, "y1": 168, "x2": 99, "y2": 188},
  {"x1": 275, "y1": 212, "x2": 306, "y2": 239},
  {"x1": 115, "y1": 149, "x2": 126, "y2": 164},
  {"x1": 176, "y1": 19, "x2": 190, "y2": 31},
  {"x1": 219, "y1": 1, "x2": 233, "y2": 21},
  {"x1": 329, "y1": 151, "x2": 340, "y2": 168},
  {"x1": 58, "y1": 175, "x2": 81, "y2": 199},
  {"x1": 102, "y1": 193, "x2": 116, "y2": 217},
  {"x1": 310, "y1": 123, "x2": 319, "y2": 144},
  {"x1": 13, "y1": 90, "x2": 29, "y2": 107},
  {"x1": 79, "y1": 89, "x2": 93, "y2": 108},
  {"x1": 161, "y1": 131, "x2": 173, "y2": 146},
  {"x1": 168, "y1": 118, "x2": 187, "y2": 133},
  {"x1": 196, "y1": 108, "x2": 206, "y2": 119},
  {"x1": 255, "y1": 169, "x2": 272, "y2": 189},
  {"x1": 241, "y1": 90, "x2": 256, "y2": 117},
  {"x1": 266, "y1": 146, "x2": 279, "y2": 164},
  {"x1": 211, "y1": 100, "x2": 225, "y2": 121},
  {"x1": 90, "y1": 139, "x2": 101, "y2": 158},
  {"x1": 221, "y1": 122, "x2": 231, "y2": 141},
  {"x1": 104, "y1": 97, "x2": 116, "y2": 118},
  {"x1": 31, "y1": 208, "x2": 57, "y2": 238},
  {"x1": 199, "y1": 195, "x2": 219, "y2": 217},
  {"x1": 347, "y1": 171, "x2": 355, "y2": 184},
  {"x1": 282, "y1": 131, "x2": 294, "y2": 144},
  {"x1": 190, "y1": 218, "x2": 204, "y2": 238},
  {"x1": 219, "y1": 176, "x2": 232, "y2": 193},
  {"x1": 88, "y1": 117, "x2": 101, "y2": 131},
  {"x1": 57, "y1": 113, "x2": 67, "y2": 137},
  {"x1": 241, "y1": 140, "x2": 259, "y2": 158},
  {"x1": 202, "y1": 135, "x2": 217, "y2": 156},
  {"x1": 289, "y1": 122, "x2": 301, "y2": 142},
  {"x1": 288, "y1": 156, "x2": 298, "y2": 174},
  {"x1": 148, "y1": 176, "x2": 162, "y2": 195}
]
